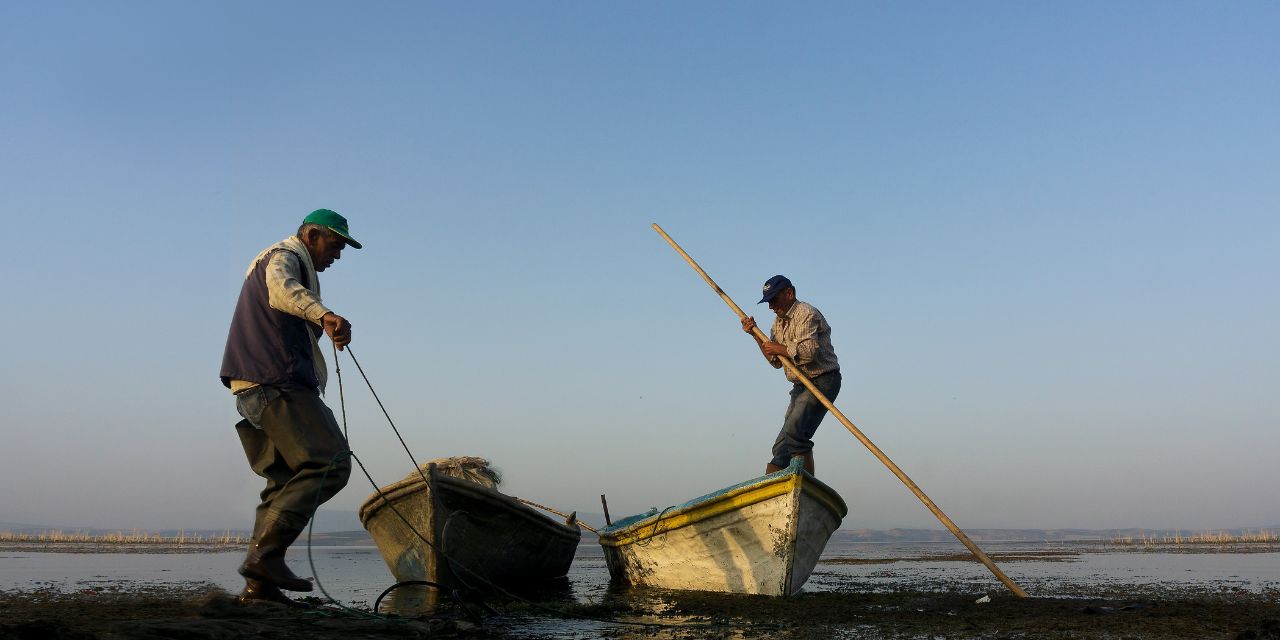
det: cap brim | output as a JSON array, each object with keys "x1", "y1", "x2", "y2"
[{"x1": 332, "y1": 230, "x2": 362, "y2": 249}]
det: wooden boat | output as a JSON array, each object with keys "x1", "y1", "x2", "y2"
[
  {"x1": 597, "y1": 457, "x2": 847, "y2": 596},
  {"x1": 358, "y1": 457, "x2": 581, "y2": 593}
]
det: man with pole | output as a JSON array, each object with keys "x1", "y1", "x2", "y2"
[
  {"x1": 219, "y1": 209, "x2": 360, "y2": 606},
  {"x1": 653, "y1": 223, "x2": 1028, "y2": 598},
  {"x1": 741, "y1": 275, "x2": 841, "y2": 476}
]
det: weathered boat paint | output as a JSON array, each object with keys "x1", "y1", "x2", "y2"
[
  {"x1": 359, "y1": 462, "x2": 581, "y2": 592},
  {"x1": 597, "y1": 457, "x2": 847, "y2": 596}
]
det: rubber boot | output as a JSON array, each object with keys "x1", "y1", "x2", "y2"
[
  {"x1": 239, "y1": 578, "x2": 312, "y2": 608},
  {"x1": 238, "y1": 520, "x2": 314, "y2": 592}
]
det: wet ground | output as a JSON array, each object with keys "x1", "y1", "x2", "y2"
[
  {"x1": 3, "y1": 578, "x2": 1278, "y2": 639},
  {"x1": 4, "y1": 541, "x2": 1279, "y2": 639}
]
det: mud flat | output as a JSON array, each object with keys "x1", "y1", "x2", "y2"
[
  {"x1": 0, "y1": 584, "x2": 477, "y2": 640},
  {"x1": 2, "y1": 580, "x2": 1278, "y2": 639},
  {"x1": 562, "y1": 584, "x2": 1280, "y2": 639},
  {"x1": 4, "y1": 540, "x2": 1278, "y2": 639}
]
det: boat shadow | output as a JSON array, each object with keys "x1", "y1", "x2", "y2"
[
  {"x1": 596, "y1": 579, "x2": 779, "y2": 628},
  {"x1": 378, "y1": 576, "x2": 575, "y2": 616}
]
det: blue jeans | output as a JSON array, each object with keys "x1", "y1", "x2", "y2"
[{"x1": 770, "y1": 371, "x2": 841, "y2": 468}]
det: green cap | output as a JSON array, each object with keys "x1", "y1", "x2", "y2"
[{"x1": 302, "y1": 209, "x2": 362, "y2": 249}]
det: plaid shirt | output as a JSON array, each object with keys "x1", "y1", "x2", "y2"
[{"x1": 769, "y1": 300, "x2": 840, "y2": 383}]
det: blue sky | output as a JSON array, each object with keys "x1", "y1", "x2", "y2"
[{"x1": 1, "y1": 1, "x2": 1276, "y2": 532}]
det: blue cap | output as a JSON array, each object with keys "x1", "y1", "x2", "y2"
[{"x1": 758, "y1": 275, "x2": 792, "y2": 304}]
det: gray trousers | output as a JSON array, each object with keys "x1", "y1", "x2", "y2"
[{"x1": 235, "y1": 385, "x2": 352, "y2": 535}]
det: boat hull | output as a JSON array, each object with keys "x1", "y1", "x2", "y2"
[
  {"x1": 597, "y1": 459, "x2": 846, "y2": 596},
  {"x1": 359, "y1": 464, "x2": 581, "y2": 591}
]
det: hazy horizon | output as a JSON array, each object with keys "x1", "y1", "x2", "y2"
[
  {"x1": 7, "y1": 509, "x2": 1280, "y2": 536},
  {"x1": 2, "y1": 2, "x2": 1276, "y2": 534}
]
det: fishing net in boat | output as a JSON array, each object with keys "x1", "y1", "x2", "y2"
[{"x1": 416, "y1": 456, "x2": 502, "y2": 489}]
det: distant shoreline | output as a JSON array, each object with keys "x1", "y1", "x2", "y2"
[
  {"x1": 5, "y1": 536, "x2": 1279, "y2": 556},
  {"x1": 6, "y1": 523, "x2": 1277, "y2": 545}
]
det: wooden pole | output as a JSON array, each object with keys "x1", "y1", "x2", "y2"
[{"x1": 651, "y1": 223, "x2": 1029, "y2": 599}]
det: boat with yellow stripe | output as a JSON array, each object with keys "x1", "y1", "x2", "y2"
[{"x1": 597, "y1": 457, "x2": 847, "y2": 596}]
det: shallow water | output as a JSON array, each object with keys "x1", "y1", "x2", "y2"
[
  {"x1": 4, "y1": 540, "x2": 1278, "y2": 638},
  {"x1": 4, "y1": 540, "x2": 1278, "y2": 598}
]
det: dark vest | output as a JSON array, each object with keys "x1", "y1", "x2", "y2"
[{"x1": 220, "y1": 248, "x2": 319, "y2": 390}]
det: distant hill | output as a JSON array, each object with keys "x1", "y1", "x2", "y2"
[
  {"x1": 303, "y1": 530, "x2": 374, "y2": 546},
  {"x1": 0, "y1": 522, "x2": 51, "y2": 534},
  {"x1": 308, "y1": 510, "x2": 364, "y2": 533}
]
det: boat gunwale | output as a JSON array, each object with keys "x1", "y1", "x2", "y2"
[
  {"x1": 359, "y1": 472, "x2": 581, "y2": 542},
  {"x1": 597, "y1": 460, "x2": 847, "y2": 545}
]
